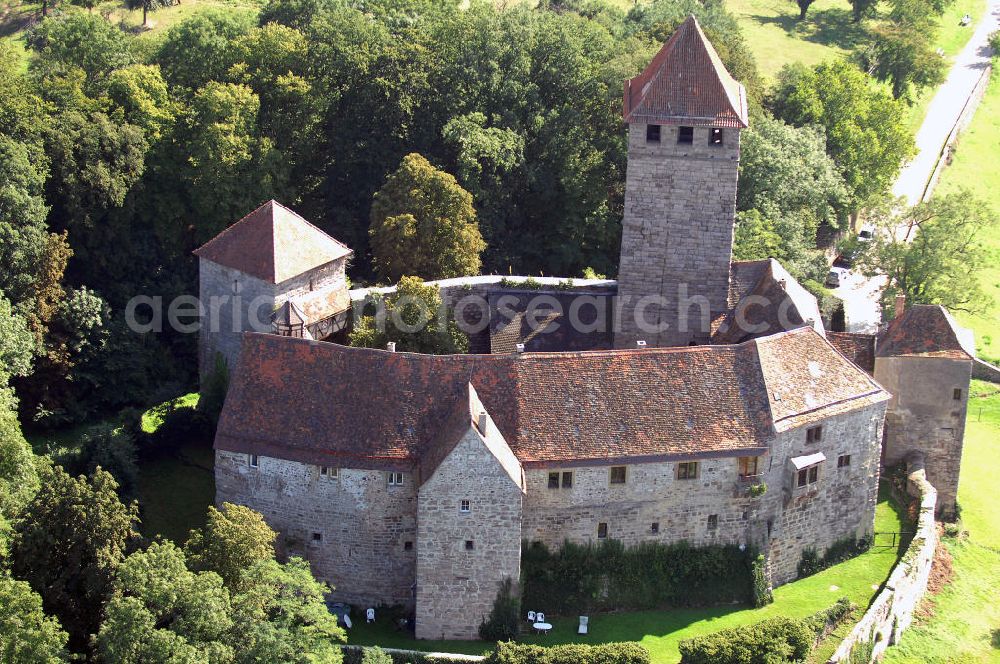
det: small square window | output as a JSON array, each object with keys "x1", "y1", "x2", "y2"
[
  {"x1": 311, "y1": 532, "x2": 322, "y2": 542},
  {"x1": 597, "y1": 522, "x2": 608, "y2": 539},
  {"x1": 741, "y1": 510, "x2": 749, "y2": 520},
  {"x1": 797, "y1": 468, "x2": 808, "y2": 488},
  {"x1": 677, "y1": 461, "x2": 699, "y2": 480},
  {"x1": 248, "y1": 454, "x2": 259, "y2": 468},
  {"x1": 388, "y1": 472, "x2": 404, "y2": 486},
  {"x1": 561, "y1": 471, "x2": 573, "y2": 489},
  {"x1": 838, "y1": 454, "x2": 852, "y2": 468},
  {"x1": 738, "y1": 456, "x2": 759, "y2": 478},
  {"x1": 610, "y1": 466, "x2": 627, "y2": 485},
  {"x1": 953, "y1": 388, "x2": 963, "y2": 400},
  {"x1": 707, "y1": 514, "x2": 718, "y2": 530},
  {"x1": 806, "y1": 426, "x2": 823, "y2": 444},
  {"x1": 650, "y1": 522, "x2": 660, "y2": 534},
  {"x1": 464, "y1": 540, "x2": 475, "y2": 551},
  {"x1": 808, "y1": 466, "x2": 819, "y2": 484},
  {"x1": 709, "y1": 128, "x2": 724, "y2": 145},
  {"x1": 646, "y1": 124, "x2": 661, "y2": 143},
  {"x1": 678, "y1": 126, "x2": 694, "y2": 144},
  {"x1": 320, "y1": 466, "x2": 338, "y2": 479},
  {"x1": 404, "y1": 541, "x2": 413, "y2": 551},
  {"x1": 548, "y1": 472, "x2": 560, "y2": 489},
  {"x1": 460, "y1": 500, "x2": 470, "y2": 513}
]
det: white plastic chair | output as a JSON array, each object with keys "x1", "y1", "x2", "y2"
[
  {"x1": 578, "y1": 616, "x2": 589, "y2": 635},
  {"x1": 527, "y1": 610, "x2": 536, "y2": 622},
  {"x1": 343, "y1": 614, "x2": 352, "y2": 629},
  {"x1": 366, "y1": 608, "x2": 375, "y2": 624},
  {"x1": 536, "y1": 612, "x2": 545, "y2": 623}
]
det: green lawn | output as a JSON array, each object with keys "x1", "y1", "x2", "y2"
[
  {"x1": 348, "y1": 485, "x2": 907, "y2": 663},
  {"x1": 882, "y1": 381, "x2": 1000, "y2": 663},
  {"x1": 934, "y1": 73, "x2": 1000, "y2": 365}
]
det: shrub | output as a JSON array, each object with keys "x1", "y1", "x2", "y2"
[
  {"x1": 751, "y1": 555, "x2": 773, "y2": 608},
  {"x1": 748, "y1": 481, "x2": 767, "y2": 497},
  {"x1": 486, "y1": 641, "x2": 650, "y2": 664},
  {"x1": 361, "y1": 646, "x2": 393, "y2": 664},
  {"x1": 480, "y1": 577, "x2": 521, "y2": 642},
  {"x1": 678, "y1": 616, "x2": 813, "y2": 664},
  {"x1": 798, "y1": 536, "x2": 871, "y2": 578},
  {"x1": 989, "y1": 30, "x2": 1000, "y2": 56},
  {"x1": 521, "y1": 539, "x2": 754, "y2": 614}
]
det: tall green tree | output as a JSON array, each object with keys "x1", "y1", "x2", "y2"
[
  {"x1": 98, "y1": 541, "x2": 234, "y2": 663},
  {"x1": 10, "y1": 467, "x2": 139, "y2": 653},
  {"x1": 185, "y1": 502, "x2": 277, "y2": 592},
  {"x1": 155, "y1": 10, "x2": 255, "y2": 91},
  {"x1": 0, "y1": 574, "x2": 69, "y2": 663},
  {"x1": 770, "y1": 60, "x2": 915, "y2": 208},
  {"x1": 370, "y1": 153, "x2": 485, "y2": 282},
  {"x1": 856, "y1": 191, "x2": 997, "y2": 314},
  {"x1": 27, "y1": 13, "x2": 132, "y2": 83}
]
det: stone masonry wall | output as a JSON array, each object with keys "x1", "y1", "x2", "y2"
[
  {"x1": 416, "y1": 425, "x2": 523, "y2": 640},
  {"x1": 215, "y1": 450, "x2": 418, "y2": 608},
  {"x1": 828, "y1": 456, "x2": 937, "y2": 663},
  {"x1": 275, "y1": 258, "x2": 348, "y2": 302},
  {"x1": 198, "y1": 260, "x2": 276, "y2": 379},
  {"x1": 615, "y1": 123, "x2": 740, "y2": 348},
  {"x1": 765, "y1": 405, "x2": 886, "y2": 585},
  {"x1": 875, "y1": 355, "x2": 971, "y2": 517}
]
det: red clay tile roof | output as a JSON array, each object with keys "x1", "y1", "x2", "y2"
[
  {"x1": 877, "y1": 305, "x2": 975, "y2": 360},
  {"x1": 487, "y1": 291, "x2": 613, "y2": 354},
  {"x1": 215, "y1": 328, "x2": 888, "y2": 469},
  {"x1": 623, "y1": 15, "x2": 749, "y2": 128},
  {"x1": 827, "y1": 332, "x2": 876, "y2": 374},
  {"x1": 715, "y1": 260, "x2": 823, "y2": 344},
  {"x1": 193, "y1": 200, "x2": 352, "y2": 284}
]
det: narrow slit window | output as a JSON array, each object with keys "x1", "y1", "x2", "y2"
[
  {"x1": 707, "y1": 514, "x2": 718, "y2": 530},
  {"x1": 651, "y1": 522, "x2": 660, "y2": 534},
  {"x1": 953, "y1": 388, "x2": 963, "y2": 400},
  {"x1": 597, "y1": 522, "x2": 608, "y2": 539},
  {"x1": 248, "y1": 454, "x2": 259, "y2": 468}
]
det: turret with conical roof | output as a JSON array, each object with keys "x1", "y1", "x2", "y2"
[{"x1": 615, "y1": 15, "x2": 747, "y2": 348}]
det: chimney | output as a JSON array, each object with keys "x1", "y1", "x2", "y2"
[
  {"x1": 636, "y1": 340, "x2": 647, "y2": 348},
  {"x1": 386, "y1": 342, "x2": 396, "y2": 352},
  {"x1": 515, "y1": 343, "x2": 525, "y2": 353},
  {"x1": 478, "y1": 411, "x2": 489, "y2": 432},
  {"x1": 894, "y1": 294, "x2": 906, "y2": 319}
]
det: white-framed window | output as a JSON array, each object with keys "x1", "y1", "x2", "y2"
[
  {"x1": 676, "y1": 461, "x2": 699, "y2": 480},
  {"x1": 320, "y1": 465, "x2": 338, "y2": 480},
  {"x1": 460, "y1": 500, "x2": 470, "y2": 513},
  {"x1": 248, "y1": 454, "x2": 259, "y2": 468},
  {"x1": 388, "y1": 472, "x2": 404, "y2": 486}
]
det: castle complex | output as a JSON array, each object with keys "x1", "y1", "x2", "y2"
[{"x1": 198, "y1": 17, "x2": 976, "y2": 641}]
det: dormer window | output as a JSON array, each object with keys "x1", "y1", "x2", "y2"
[
  {"x1": 646, "y1": 124, "x2": 661, "y2": 143},
  {"x1": 678, "y1": 126, "x2": 694, "y2": 144},
  {"x1": 709, "y1": 128, "x2": 724, "y2": 145}
]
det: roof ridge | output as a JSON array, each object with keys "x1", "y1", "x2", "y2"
[
  {"x1": 193, "y1": 199, "x2": 275, "y2": 258},
  {"x1": 269, "y1": 199, "x2": 353, "y2": 255}
]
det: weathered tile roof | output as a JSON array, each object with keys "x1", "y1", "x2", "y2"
[
  {"x1": 623, "y1": 15, "x2": 749, "y2": 128},
  {"x1": 193, "y1": 200, "x2": 352, "y2": 284},
  {"x1": 215, "y1": 327, "x2": 888, "y2": 469},
  {"x1": 487, "y1": 290, "x2": 614, "y2": 354},
  {"x1": 877, "y1": 305, "x2": 975, "y2": 360},
  {"x1": 827, "y1": 332, "x2": 876, "y2": 374},
  {"x1": 715, "y1": 259, "x2": 823, "y2": 344}
]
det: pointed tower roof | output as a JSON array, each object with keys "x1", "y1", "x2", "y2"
[
  {"x1": 623, "y1": 15, "x2": 749, "y2": 128},
  {"x1": 193, "y1": 200, "x2": 352, "y2": 284},
  {"x1": 271, "y1": 300, "x2": 306, "y2": 327}
]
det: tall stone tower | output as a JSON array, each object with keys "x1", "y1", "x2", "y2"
[{"x1": 615, "y1": 16, "x2": 749, "y2": 348}]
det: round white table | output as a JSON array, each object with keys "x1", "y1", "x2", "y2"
[{"x1": 533, "y1": 622, "x2": 552, "y2": 635}]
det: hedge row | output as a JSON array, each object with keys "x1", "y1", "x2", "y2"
[
  {"x1": 341, "y1": 642, "x2": 650, "y2": 664},
  {"x1": 521, "y1": 539, "x2": 753, "y2": 614},
  {"x1": 485, "y1": 642, "x2": 650, "y2": 664},
  {"x1": 341, "y1": 646, "x2": 484, "y2": 664},
  {"x1": 678, "y1": 598, "x2": 856, "y2": 664}
]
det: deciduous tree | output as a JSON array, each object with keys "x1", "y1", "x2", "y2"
[
  {"x1": 185, "y1": 502, "x2": 277, "y2": 591},
  {"x1": 0, "y1": 574, "x2": 68, "y2": 663},
  {"x1": 370, "y1": 153, "x2": 485, "y2": 282}
]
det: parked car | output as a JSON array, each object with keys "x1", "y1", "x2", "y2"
[
  {"x1": 858, "y1": 225, "x2": 875, "y2": 241},
  {"x1": 825, "y1": 269, "x2": 843, "y2": 288}
]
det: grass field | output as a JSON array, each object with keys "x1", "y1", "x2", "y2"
[
  {"x1": 348, "y1": 485, "x2": 907, "y2": 662},
  {"x1": 882, "y1": 381, "x2": 1000, "y2": 663},
  {"x1": 934, "y1": 72, "x2": 1000, "y2": 365}
]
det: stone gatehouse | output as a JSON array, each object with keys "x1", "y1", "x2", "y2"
[{"x1": 201, "y1": 15, "x2": 975, "y2": 641}]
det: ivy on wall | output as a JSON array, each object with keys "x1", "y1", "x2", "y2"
[{"x1": 521, "y1": 539, "x2": 754, "y2": 615}]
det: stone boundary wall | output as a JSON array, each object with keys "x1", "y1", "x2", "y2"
[
  {"x1": 827, "y1": 455, "x2": 938, "y2": 662},
  {"x1": 922, "y1": 64, "x2": 993, "y2": 202},
  {"x1": 973, "y1": 357, "x2": 1000, "y2": 383}
]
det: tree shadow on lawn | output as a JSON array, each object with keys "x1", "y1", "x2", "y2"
[
  {"x1": 992, "y1": 627, "x2": 1000, "y2": 649},
  {"x1": 746, "y1": 7, "x2": 870, "y2": 53}
]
